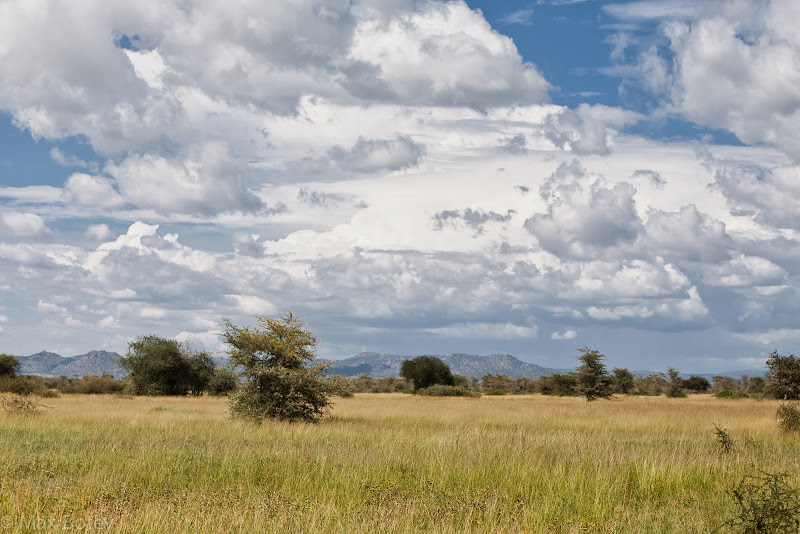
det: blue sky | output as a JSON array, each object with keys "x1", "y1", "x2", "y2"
[{"x1": 0, "y1": 0, "x2": 798, "y2": 372}]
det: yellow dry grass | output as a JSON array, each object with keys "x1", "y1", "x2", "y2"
[{"x1": 0, "y1": 393, "x2": 797, "y2": 532}]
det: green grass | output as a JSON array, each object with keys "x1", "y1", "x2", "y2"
[{"x1": 0, "y1": 393, "x2": 798, "y2": 532}]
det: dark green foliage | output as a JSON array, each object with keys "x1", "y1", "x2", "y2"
[
  {"x1": 182, "y1": 352, "x2": 215, "y2": 395},
  {"x1": 223, "y1": 313, "x2": 343, "y2": 423},
  {"x1": 120, "y1": 335, "x2": 215, "y2": 396},
  {"x1": 539, "y1": 373, "x2": 577, "y2": 396},
  {"x1": 0, "y1": 354, "x2": 20, "y2": 378},
  {"x1": 575, "y1": 347, "x2": 613, "y2": 401},
  {"x1": 416, "y1": 384, "x2": 480, "y2": 397},
  {"x1": 400, "y1": 356, "x2": 455, "y2": 391},
  {"x1": 766, "y1": 351, "x2": 800, "y2": 400},
  {"x1": 0, "y1": 375, "x2": 44, "y2": 395},
  {"x1": 207, "y1": 368, "x2": 239, "y2": 396},
  {"x1": 776, "y1": 401, "x2": 800, "y2": 433},
  {"x1": 611, "y1": 367, "x2": 635, "y2": 394},
  {"x1": 727, "y1": 470, "x2": 800, "y2": 533},
  {"x1": 681, "y1": 375, "x2": 711, "y2": 393},
  {"x1": 714, "y1": 424, "x2": 734, "y2": 454},
  {"x1": 666, "y1": 367, "x2": 687, "y2": 398}
]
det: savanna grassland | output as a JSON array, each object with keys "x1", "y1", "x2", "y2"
[{"x1": 0, "y1": 393, "x2": 797, "y2": 533}]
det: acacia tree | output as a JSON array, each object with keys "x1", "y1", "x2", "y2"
[
  {"x1": 120, "y1": 336, "x2": 214, "y2": 396},
  {"x1": 575, "y1": 347, "x2": 613, "y2": 401},
  {"x1": 400, "y1": 356, "x2": 454, "y2": 391},
  {"x1": 0, "y1": 354, "x2": 20, "y2": 378},
  {"x1": 222, "y1": 313, "x2": 343, "y2": 423},
  {"x1": 766, "y1": 350, "x2": 800, "y2": 400}
]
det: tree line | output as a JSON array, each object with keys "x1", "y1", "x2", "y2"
[{"x1": 2, "y1": 314, "x2": 800, "y2": 423}]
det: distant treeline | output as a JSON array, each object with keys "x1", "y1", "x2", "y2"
[{"x1": 343, "y1": 371, "x2": 768, "y2": 398}]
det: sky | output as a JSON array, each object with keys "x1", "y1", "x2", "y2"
[{"x1": 0, "y1": 0, "x2": 798, "y2": 372}]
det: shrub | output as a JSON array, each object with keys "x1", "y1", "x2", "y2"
[
  {"x1": 400, "y1": 356, "x2": 454, "y2": 391},
  {"x1": 611, "y1": 367, "x2": 635, "y2": 394},
  {"x1": 777, "y1": 401, "x2": 800, "y2": 433},
  {"x1": 539, "y1": 373, "x2": 577, "y2": 396},
  {"x1": 666, "y1": 367, "x2": 687, "y2": 398},
  {"x1": 1, "y1": 375, "x2": 45, "y2": 396},
  {"x1": 207, "y1": 368, "x2": 239, "y2": 396},
  {"x1": 682, "y1": 375, "x2": 711, "y2": 393},
  {"x1": 714, "y1": 424, "x2": 734, "y2": 454},
  {"x1": 727, "y1": 470, "x2": 800, "y2": 533},
  {"x1": 416, "y1": 384, "x2": 480, "y2": 397},
  {"x1": 1, "y1": 394, "x2": 41, "y2": 415},
  {"x1": 223, "y1": 313, "x2": 343, "y2": 423}
]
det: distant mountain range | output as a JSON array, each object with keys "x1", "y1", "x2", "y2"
[
  {"x1": 14, "y1": 349, "x2": 764, "y2": 381},
  {"x1": 18, "y1": 350, "x2": 125, "y2": 378},
  {"x1": 326, "y1": 352, "x2": 557, "y2": 378}
]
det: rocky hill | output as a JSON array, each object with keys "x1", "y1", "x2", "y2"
[
  {"x1": 327, "y1": 352, "x2": 556, "y2": 378},
  {"x1": 18, "y1": 350, "x2": 125, "y2": 378}
]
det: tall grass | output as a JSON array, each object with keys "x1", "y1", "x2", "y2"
[{"x1": 0, "y1": 394, "x2": 797, "y2": 532}]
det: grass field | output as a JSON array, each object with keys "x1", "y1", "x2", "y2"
[{"x1": 0, "y1": 393, "x2": 798, "y2": 533}]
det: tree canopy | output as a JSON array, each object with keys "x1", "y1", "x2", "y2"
[
  {"x1": 575, "y1": 347, "x2": 613, "y2": 401},
  {"x1": 400, "y1": 356, "x2": 455, "y2": 391},
  {"x1": 766, "y1": 351, "x2": 800, "y2": 400},
  {"x1": 120, "y1": 335, "x2": 214, "y2": 396},
  {"x1": 222, "y1": 312, "x2": 344, "y2": 423},
  {"x1": 0, "y1": 354, "x2": 21, "y2": 378}
]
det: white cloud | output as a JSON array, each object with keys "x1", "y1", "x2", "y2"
[
  {"x1": 86, "y1": 224, "x2": 114, "y2": 241},
  {"x1": 106, "y1": 143, "x2": 266, "y2": 216},
  {"x1": 0, "y1": 212, "x2": 53, "y2": 241},
  {"x1": 49, "y1": 147, "x2": 88, "y2": 168},
  {"x1": 551, "y1": 330, "x2": 577, "y2": 340},
  {"x1": 63, "y1": 173, "x2": 124, "y2": 208},
  {"x1": 229, "y1": 295, "x2": 278, "y2": 316},
  {"x1": 0, "y1": 186, "x2": 62, "y2": 204},
  {"x1": 425, "y1": 322, "x2": 538, "y2": 339}
]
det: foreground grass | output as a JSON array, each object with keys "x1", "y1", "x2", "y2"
[{"x1": 0, "y1": 393, "x2": 797, "y2": 533}]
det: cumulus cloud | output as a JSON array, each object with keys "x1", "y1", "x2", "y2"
[
  {"x1": 642, "y1": 204, "x2": 732, "y2": 263},
  {"x1": 350, "y1": 1, "x2": 550, "y2": 107},
  {"x1": 524, "y1": 160, "x2": 641, "y2": 259},
  {"x1": 608, "y1": 0, "x2": 800, "y2": 161},
  {"x1": 713, "y1": 164, "x2": 800, "y2": 230},
  {"x1": 327, "y1": 136, "x2": 425, "y2": 173},
  {"x1": 86, "y1": 224, "x2": 114, "y2": 241},
  {"x1": 0, "y1": 212, "x2": 53, "y2": 241},
  {"x1": 542, "y1": 104, "x2": 642, "y2": 155},
  {"x1": 62, "y1": 173, "x2": 124, "y2": 208},
  {"x1": 106, "y1": 143, "x2": 267, "y2": 216},
  {"x1": 551, "y1": 330, "x2": 577, "y2": 340}
]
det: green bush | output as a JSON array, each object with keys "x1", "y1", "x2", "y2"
[
  {"x1": 0, "y1": 354, "x2": 21, "y2": 378},
  {"x1": 416, "y1": 384, "x2": 480, "y2": 397},
  {"x1": 207, "y1": 368, "x2": 239, "y2": 396}
]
